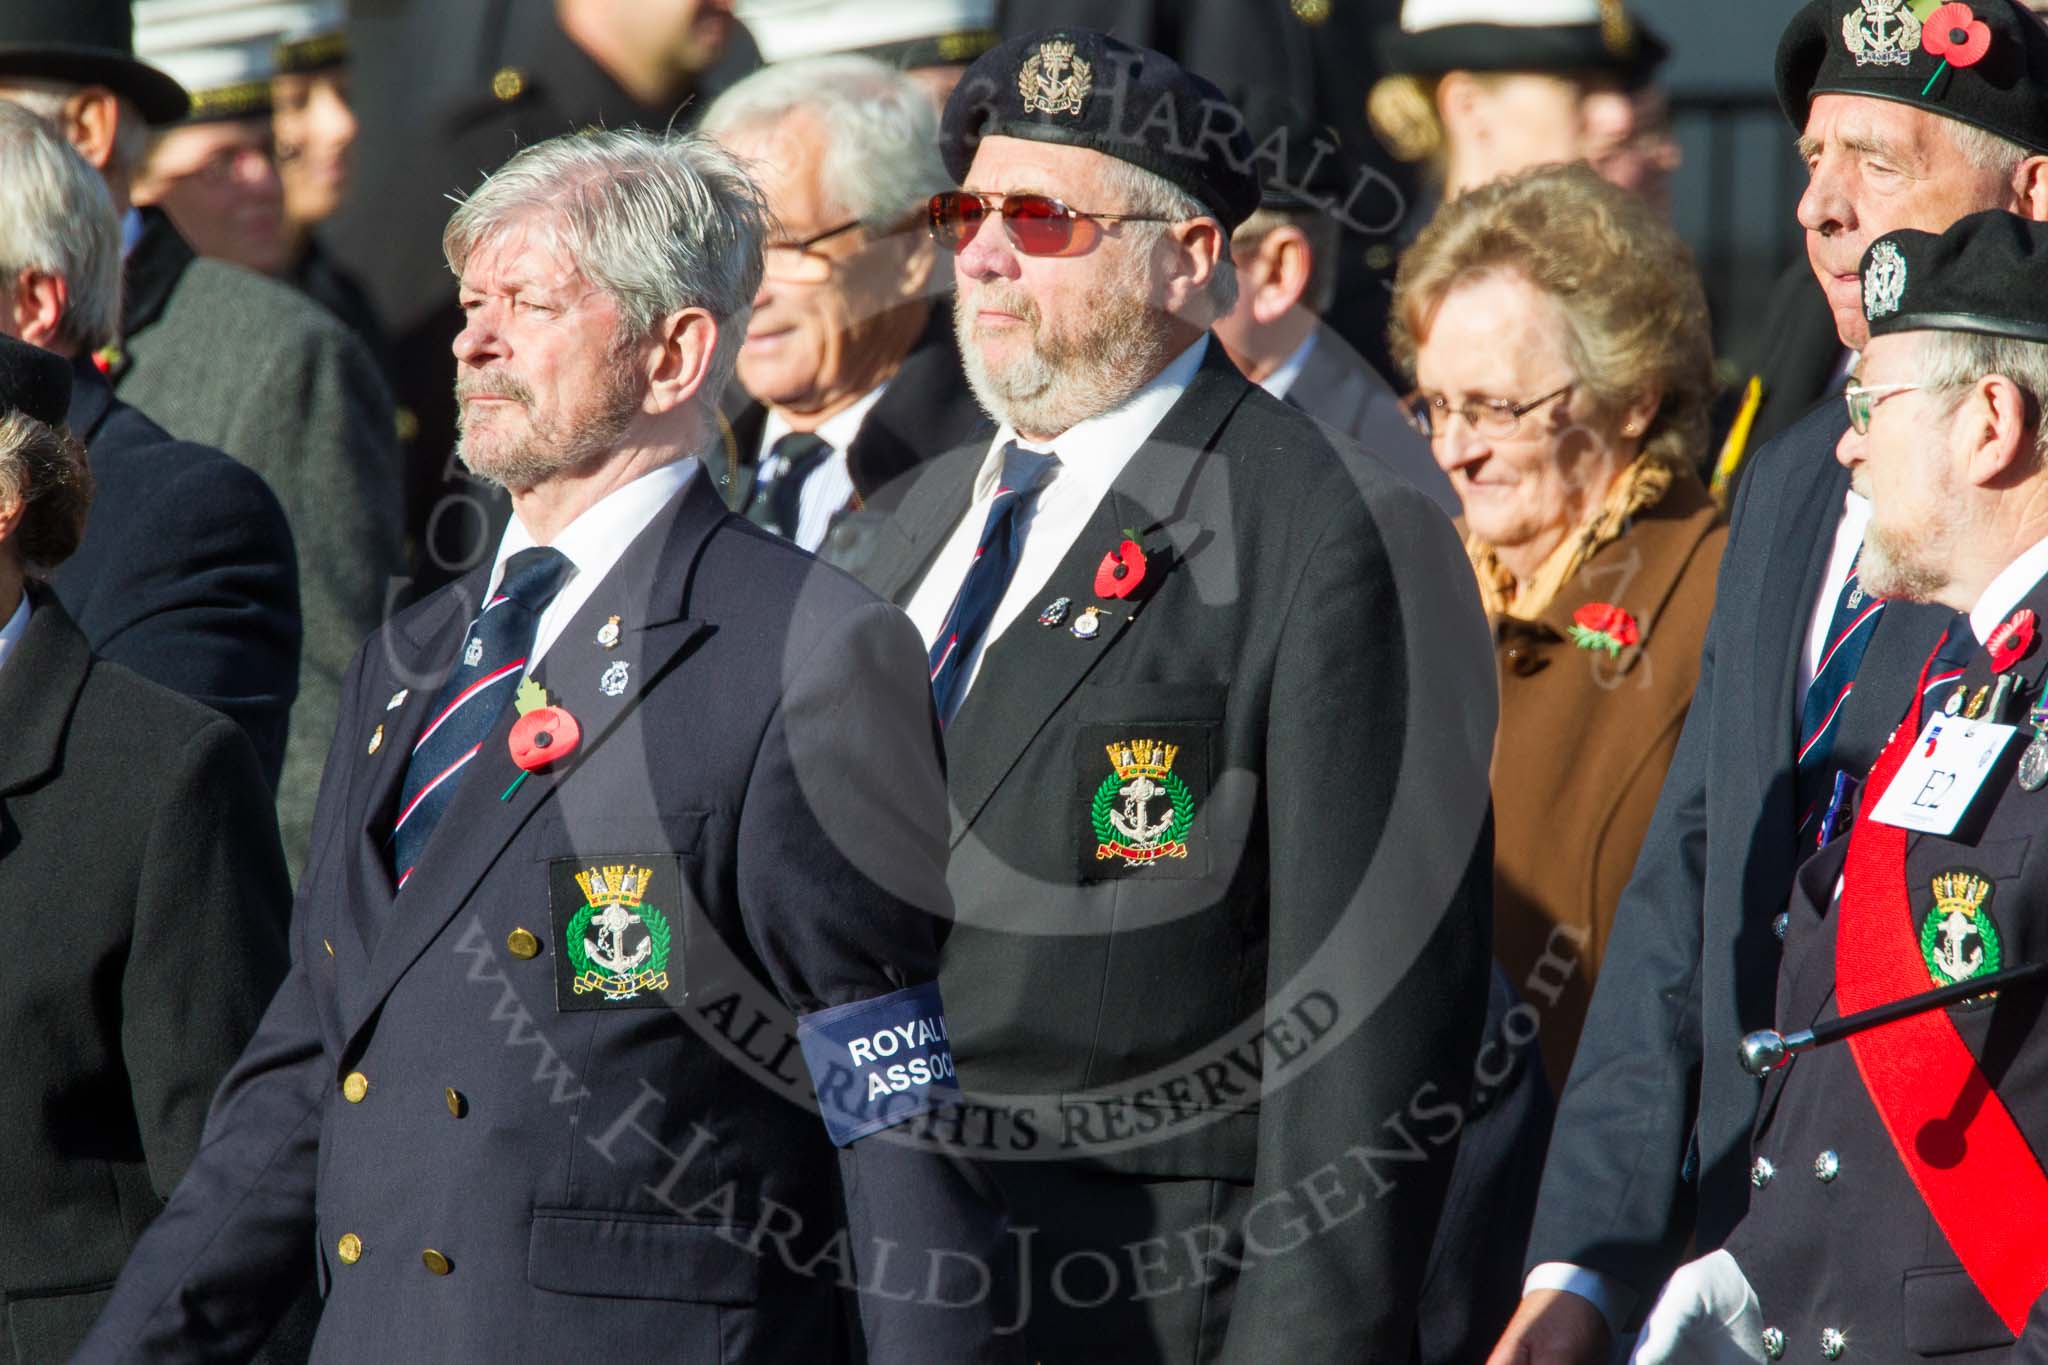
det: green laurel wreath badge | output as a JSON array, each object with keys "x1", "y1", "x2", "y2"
[
  {"x1": 564, "y1": 892, "x2": 672, "y2": 1000},
  {"x1": 1921, "y1": 870, "x2": 2003, "y2": 992},
  {"x1": 1090, "y1": 738, "x2": 1195, "y2": 866}
]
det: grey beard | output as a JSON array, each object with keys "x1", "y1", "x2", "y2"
[{"x1": 953, "y1": 278, "x2": 1177, "y2": 439}]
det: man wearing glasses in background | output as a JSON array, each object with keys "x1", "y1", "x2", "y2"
[
  {"x1": 701, "y1": 55, "x2": 984, "y2": 550},
  {"x1": 850, "y1": 30, "x2": 1496, "y2": 1362}
]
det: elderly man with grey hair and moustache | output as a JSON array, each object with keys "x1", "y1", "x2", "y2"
[
  {"x1": 0, "y1": 102, "x2": 299, "y2": 790},
  {"x1": 76, "y1": 125, "x2": 1020, "y2": 1365},
  {"x1": 701, "y1": 54, "x2": 985, "y2": 552},
  {"x1": 849, "y1": 29, "x2": 1494, "y2": 1365}
]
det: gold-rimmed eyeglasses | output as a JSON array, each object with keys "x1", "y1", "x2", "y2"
[{"x1": 1400, "y1": 384, "x2": 1573, "y2": 441}]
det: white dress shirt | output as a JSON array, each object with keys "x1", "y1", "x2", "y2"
[
  {"x1": 487, "y1": 458, "x2": 696, "y2": 668},
  {"x1": 1969, "y1": 531, "x2": 2048, "y2": 643},
  {"x1": 0, "y1": 592, "x2": 28, "y2": 676},
  {"x1": 1256, "y1": 330, "x2": 1318, "y2": 403},
  {"x1": 756, "y1": 384, "x2": 887, "y2": 553},
  {"x1": 902, "y1": 337, "x2": 1208, "y2": 701}
]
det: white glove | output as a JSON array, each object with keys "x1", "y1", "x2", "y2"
[{"x1": 1631, "y1": 1249, "x2": 1768, "y2": 1365}]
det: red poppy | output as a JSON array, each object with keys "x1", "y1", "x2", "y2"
[
  {"x1": 1094, "y1": 538, "x2": 1148, "y2": 600},
  {"x1": 509, "y1": 705, "x2": 582, "y2": 771},
  {"x1": 1923, "y1": 4, "x2": 1992, "y2": 67},
  {"x1": 1568, "y1": 602, "x2": 1639, "y2": 658},
  {"x1": 1990, "y1": 608, "x2": 2036, "y2": 673}
]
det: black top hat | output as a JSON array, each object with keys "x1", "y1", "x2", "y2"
[
  {"x1": 0, "y1": 335, "x2": 73, "y2": 427},
  {"x1": 0, "y1": 0, "x2": 189, "y2": 127}
]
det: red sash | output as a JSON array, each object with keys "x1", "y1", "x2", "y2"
[{"x1": 1838, "y1": 650, "x2": 2048, "y2": 1334}]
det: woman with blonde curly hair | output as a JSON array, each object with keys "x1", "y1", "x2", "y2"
[{"x1": 1389, "y1": 162, "x2": 1726, "y2": 1087}]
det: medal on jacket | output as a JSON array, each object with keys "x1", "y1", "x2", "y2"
[{"x1": 2018, "y1": 695, "x2": 2048, "y2": 792}]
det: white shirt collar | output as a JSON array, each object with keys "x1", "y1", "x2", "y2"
[
  {"x1": 974, "y1": 335, "x2": 1209, "y2": 499},
  {"x1": 757, "y1": 382, "x2": 890, "y2": 463},
  {"x1": 0, "y1": 591, "x2": 27, "y2": 675},
  {"x1": 1969, "y1": 532, "x2": 2048, "y2": 643},
  {"x1": 489, "y1": 458, "x2": 696, "y2": 664},
  {"x1": 1258, "y1": 330, "x2": 1319, "y2": 403}
]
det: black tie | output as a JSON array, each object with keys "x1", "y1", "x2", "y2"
[
  {"x1": 388, "y1": 546, "x2": 572, "y2": 889},
  {"x1": 753, "y1": 432, "x2": 833, "y2": 540}
]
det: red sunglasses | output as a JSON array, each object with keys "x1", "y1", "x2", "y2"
[{"x1": 927, "y1": 190, "x2": 1174, "y2": 257}]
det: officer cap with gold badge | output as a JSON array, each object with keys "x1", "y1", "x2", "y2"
[
  {"x1": 1778, "y1": 0, "x2": 2048, "y2": 152},
  {"x1": 737, "y1": 0, "x2": 997, "y2": 71},
  {"x1": 0, "y1": 332, "x2": 74, "y2": 426},
  {"x1": 940, "y1": 29, "x2": 1262, "y2": 233},
  {"x1": 1377, "y1": 0, "x2": 1669, "y2": 87},
  {"x1": 133, "y1": 0, "x2": 292, "y2": 124},
  {"x1": 1861, "y1": 209, "x2": 2048, "y2": 341},
  {"x1": 274, "y1": 0, "x2": 346, "y2": 77}
]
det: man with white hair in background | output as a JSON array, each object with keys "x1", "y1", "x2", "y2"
[
  {"x1": 702, "y1": 55, "x2": 984, "y2": 550},
  {"x1": 76, "y1": 126, "x2": 1016, "y2": 1365}
]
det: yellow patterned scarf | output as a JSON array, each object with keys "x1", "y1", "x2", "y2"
[{"x1": 1468, "y1": 453, "x2": 1681, "y2": 621}]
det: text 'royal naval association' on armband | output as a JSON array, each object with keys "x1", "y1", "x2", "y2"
[{"x1": 795, "y1": 980, "x2": 959, "y2": 1147}]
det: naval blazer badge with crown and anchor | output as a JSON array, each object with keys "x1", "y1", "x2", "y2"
[{"x1": 550, "y1": 859, "x2": 684, "y2": 1008}]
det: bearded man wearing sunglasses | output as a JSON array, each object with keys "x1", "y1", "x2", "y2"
[{"x1": 850, "y1": 29, "x2": 1496, "y2": 1363}]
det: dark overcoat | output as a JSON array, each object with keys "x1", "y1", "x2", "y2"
[
  {"x1": 0, "y1": 591, "x2": 289, "y2": 1364},
  {"x1": 1528, "y1": 402, "x2": 1954, "y2": 1311},
  {"x1": 50, "y1": 357, "x2": 300, "y2": 789}
]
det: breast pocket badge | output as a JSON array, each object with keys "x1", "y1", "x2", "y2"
[
  {"x1": 1076, "y1": 727, "x2": 1211, "y2": 880},
  {"x1": 548, "y1": 856, "x2": 685, "y2": 1010}
]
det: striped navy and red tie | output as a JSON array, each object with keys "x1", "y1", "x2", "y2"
[
  {"x1": 926, "y1": 442, "x2": 1058, "y2": 726},
  {"x1": 388, "y1": 546, "x2": 571, "y2": 889},
  {"x1": 1795, "y1": 547, "x2": 1884, "y2": 841},
  {"x1": 1916, "y1": 610, "x2": 1978, "y2": 728}
]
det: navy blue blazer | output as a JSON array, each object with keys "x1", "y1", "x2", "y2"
[
  {"x1": 1527, "y1": 400, "x2": 1955, "y2": 1307},
  {"x1": 49, "y1": 358, "x2": 299, "y2": 789},
  {"x1": 78, "y1": 472, "x2": 1017, "y2": 1364}
]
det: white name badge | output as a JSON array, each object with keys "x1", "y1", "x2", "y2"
[{"x1": 1868, "y1": 716, "x2": 2019, "y2": 835}]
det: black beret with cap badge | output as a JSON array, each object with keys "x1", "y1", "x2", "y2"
[
  {"x1": 939, "y1": 28, "x2": 1263, "y2": 233},
  {"x1": 1777, "y1": 0, "x2": 2048, "y2": 154}
]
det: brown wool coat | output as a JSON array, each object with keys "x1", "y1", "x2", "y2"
[{"x1": 1483, "y1": 472, "x2": 1727, "y2": 1090}]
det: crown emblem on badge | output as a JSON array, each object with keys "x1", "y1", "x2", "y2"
[
  {"x1": 1843, "y1": 0, "x2": 1920, "y2": 68},
  {"x1": 1864, "y1": 240, "x2": 1908, "y2": 319},
  {"x1": 575, "y1": 863, "x2": 651, "y2": 908},
  {"x1": 1019, "y1": 38, "x2": 1092, "y2": 117},
  {"x1": 1106, "y1": 739, "x2": 1179, "y2": 779}
]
